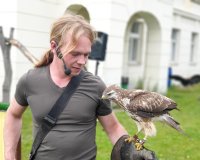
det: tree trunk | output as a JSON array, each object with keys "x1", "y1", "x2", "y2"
[
  {"x1": 0, "y1": 26, "x2": 38, "y2": 102},
  {"x1": 0, "y1": 27, "x2": 13, "y2": 103}
]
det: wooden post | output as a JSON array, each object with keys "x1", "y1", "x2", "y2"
[
  {"x1": 9, "y1": 39, "x2": 38, "y2": 64},
  {"x1": 0, "y1": 27, "x2": 14, "y2": 103},
  {"x1": 0, "y1": 27, "x2": 38, "y2": 103}
]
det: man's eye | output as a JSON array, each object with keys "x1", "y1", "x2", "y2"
[
  {"x1": 71, "y1": 52, "x2": 79, "y2": 56},
  {"x1": 107, "y1": 91, "x2": 114, "y2": 96}
]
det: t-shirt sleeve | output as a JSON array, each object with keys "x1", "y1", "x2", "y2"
[
  {"x1": 14, "y1": 73, "x2": 28, "y2": 106},
  {"x1": 96, "y1": 79, "x2": 112, "y2": 116},
  {"x1": 96, "y1": 98, "x2": 112, "y2": 116}
]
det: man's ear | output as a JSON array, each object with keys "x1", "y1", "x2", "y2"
[
  {"x1": 50, "y1": 41, "x2": 57, "y2": 50},
  {"x1": 50, "y1": 41, "x2": 60, "y2": 57},
  {"x1": 50, "y1": 41, "x2": 63, "y2": 58}
]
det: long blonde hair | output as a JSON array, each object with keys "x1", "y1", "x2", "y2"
[{"x1": 35, "y1": 13, "x2": 96, "y2": 67}]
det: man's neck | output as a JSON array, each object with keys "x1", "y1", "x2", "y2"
[{"x1": 49, "y1": 63, "x2": 71, "y2": 88}]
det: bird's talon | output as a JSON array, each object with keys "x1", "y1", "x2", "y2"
[
  {"x1": 132, "y1": 136, "x2": 145, "y2": 150},
  {"x1": 140, "y1": 139, "x2": 145, "y2": 145},
  {"x1": 133, "y1": 135, "x2": 139, "y2": 142},
  {"x1": 124, "y1": 137, "x2": 133, "y2": 143},
  {"x1": 134, "y1": 142, "x2": 144, "y2": 150}
]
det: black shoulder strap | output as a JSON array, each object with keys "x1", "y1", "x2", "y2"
[{"x1": 29, "y1": 71, "x2": 85, "y2": 160}]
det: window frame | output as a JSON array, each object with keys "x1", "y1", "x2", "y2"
[
  {"x1": 190, "y1": 32, "x2": 198, "y2": 64},
  {"x1": 128, "y1": 21, "x2": 144, "y2": 64},
  {"x1": 170, "y1": 28, "x2": 180, "y2": 64}
]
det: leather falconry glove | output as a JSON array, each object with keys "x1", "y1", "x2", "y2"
[{"x1": 111, "y1": 135, "x2": 158, "y2": 160}]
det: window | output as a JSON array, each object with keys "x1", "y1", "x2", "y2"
[
  {"x1": 128, "y1": 21, "x2": 143, "y2": 63},
  {"x1": 171, "y1": 29, "x2": 180, "y2": 63},
  {"x1": 191, "y1": 0, "x2": 200, "y2": 5},
  {"x1": 190, "y1": 32, "x2": 198, "y2": 63}
]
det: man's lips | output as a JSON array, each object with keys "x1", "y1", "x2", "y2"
[
  {"x1": 73, "y1": 66, "x2": 81, "y2": 69},
  {"x1": 71, "y1": 66, "x2": 82, "y2": 72}
]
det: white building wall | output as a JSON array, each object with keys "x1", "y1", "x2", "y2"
[
  {"x1": 0, "y1": 0, "x2": 18, "y2": 101},
  {"x1": 0, "y1": 0, "x2": 62, "y2": 101},
  {"x1": 0, "y1": 0, "x2": 200, "y2": 101},
  {"x1": 103, "y1": 0, "x2": 174, "y2": 93},
  {"x1": 171, "y1": 1, "x2": 200, "y2": 80}
]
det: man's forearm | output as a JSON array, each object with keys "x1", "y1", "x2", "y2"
[
  {"x1": 4, "y1": 111, "x2": 22, "y2": 160},
  {"x1": 108, "y1": 123, "x2": 128, "y2": 145}
]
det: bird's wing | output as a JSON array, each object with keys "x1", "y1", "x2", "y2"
[{"x1": 127, "y1": 91, "x2": 177, "y2": 118}]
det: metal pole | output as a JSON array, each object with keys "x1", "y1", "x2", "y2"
[{"x1": 95, "y1": 61, "x2": 99, "y2": 76}]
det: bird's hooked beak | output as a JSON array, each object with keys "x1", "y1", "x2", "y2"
[
  {"x1": 101, "y1": 90, "x2": 116, "y2": 100},
  {"x1": 101, "y1": 95, "x2": 107, "y2": 99}
]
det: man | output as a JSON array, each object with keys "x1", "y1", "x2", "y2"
[{"x1": 4, "y1": 13, "x2": 156, "y2": 160}]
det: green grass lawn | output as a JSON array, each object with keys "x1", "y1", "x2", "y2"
[{"x1": 21, "y1": 84, "x2": 200, "y2": 160}]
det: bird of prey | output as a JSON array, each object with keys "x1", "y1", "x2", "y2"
[{"x1": 102, "y1": 84, "x2": 184, "y2": 150}]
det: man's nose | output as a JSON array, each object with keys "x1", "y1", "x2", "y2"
[{"x1": 77, "y1": 55, "x2": 87, "y2": 64}]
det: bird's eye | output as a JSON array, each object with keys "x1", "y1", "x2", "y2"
[{"x1": 107, "y1": 90, "x2": 114, "y2": 96}]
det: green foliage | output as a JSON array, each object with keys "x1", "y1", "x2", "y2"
[
  {"x1": 0, "y1": 102, "x2": 9, "y2": 111},
  {"x1": 21, "y1": 109, "x2": 32, "y2": 160},
  {"x1": 22, "y1": 84, "x2": 200, "y2": 160}
]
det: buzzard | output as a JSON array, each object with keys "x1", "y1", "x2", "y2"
[{"x1": 102, "y1": 84, "x2": 184, "y2": 150}]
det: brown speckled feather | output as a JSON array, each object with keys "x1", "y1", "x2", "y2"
[{"x1": 125, "y1": 90, "x2": 178, "y2": 118}]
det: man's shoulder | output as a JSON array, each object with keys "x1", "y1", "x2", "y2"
[
  {"x1": 81, "y1": 70, "x2": 106, "y2": 93},
  {"x1": 83, "y1": 70, "x2": 103, "y2": 83},
  {"x1": 27, "y1": 66, "x2": 48, "y2": 75},
  {"x1": 22, "y1": 66, "x2": 49, "y2": 84}
]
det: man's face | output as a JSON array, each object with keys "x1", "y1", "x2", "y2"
[{"x1": 61, "y1": 35, "x2": 92, "y2": 76}]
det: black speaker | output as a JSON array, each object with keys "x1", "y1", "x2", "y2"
[{"x1": 89, "y1": 31, "x2": 108, "y2": 61}]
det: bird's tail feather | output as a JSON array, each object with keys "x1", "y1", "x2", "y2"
[{"x1": 162, "y1": 114, "x2": 186, "y2": 135}]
